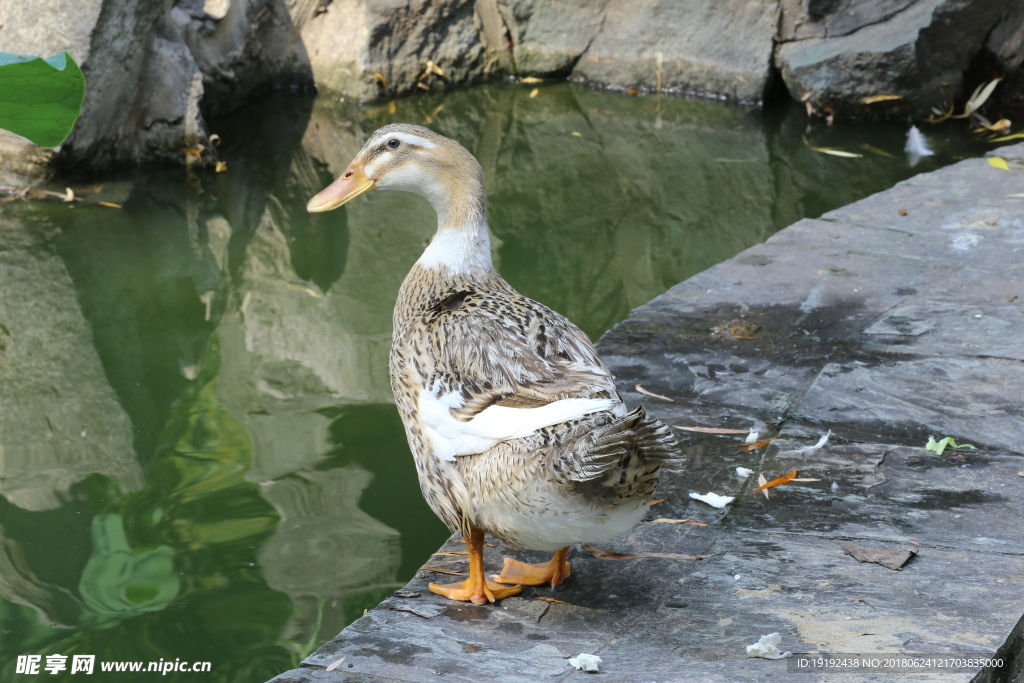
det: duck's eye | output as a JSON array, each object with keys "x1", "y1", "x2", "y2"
[{"x1": 388, "y1": 138, "x2": 400, "y2": 149}]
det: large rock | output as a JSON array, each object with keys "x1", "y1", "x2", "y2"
[
  {"x1": 291, "y1": 0, "x2": 493, "y2": 101},
  {"x1": 570, "y1": 0, "x2": 781, "y2": 103},
  {"x1": 776, "y1": 0, "x2": 1010, "y2": 116}
]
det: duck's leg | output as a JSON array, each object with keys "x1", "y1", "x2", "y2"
[
  {"x1": 428, "y1": 527, "x2": 522, "y2": 605},
  {"x1": 493, "y1": 547, "x2": 571, "y2": 588}
]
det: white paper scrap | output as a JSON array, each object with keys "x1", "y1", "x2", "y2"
[
  {"x1": 736, "y1": 467, "x2": 754, "y2": 478},
  {"x1": 744, "y1": 430, "x2": 759, "y2": 443},
  {"x1": 689, "y1": 492, "x2": 735, "y2": 508},
  {"x1": 568, "y1": 653, "x2": 602, "y2": 672},
  {"x1": 746, "y1": 633, "x2": 792, "y2": 659}
]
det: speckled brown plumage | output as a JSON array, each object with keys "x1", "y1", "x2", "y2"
[
  {"x1": 308, "y1": 122, "x2": 682, "y2": 564},
  {"x1": 390, "y1": 262, "x2": 680, "y2": 548}
]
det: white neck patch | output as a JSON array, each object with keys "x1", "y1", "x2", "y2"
[{"x1": 416, "y1": 223, "x2": 493, "y2": 275}]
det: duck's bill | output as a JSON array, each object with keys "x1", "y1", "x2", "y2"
[{"x1": 306, "y1": 164, "x2": 375, "y2": 212}]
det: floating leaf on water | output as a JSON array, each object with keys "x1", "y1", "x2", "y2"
[
  {"x1": 861, "y1": 144, "x2": 897, "y2": 159},
  {"x1": 214, "y1": 161, "x2": 227, "y2": 173},
  {"x1": 97, "y1": 201, "x2": 122, "y2": 208},
  {"x1": 810, "y1": 147, "x2": 863, "y2": 158},
  {"x1": 988, "y1": 157, "x2": 1010, "y2": 170},
  {"x1": 751, "y1": 469, "x2": 797, "y2": 492},
  {"x1": 64, "y1": 187, "x2": 74, "y2": 202},
  {"x1": 416, "y1": 82, "x2": 430, "y2": 91},
  {"x1": 521, "y1": 76, "x2": 543, "y2": 83},
  {"x1": 635, "y1": 384, "x2": 672, "y2": 401},
  {"x1": 991, "y1": 132, "x2": 1024, "y2": 142},
  {"x1": 529, "y1": 88, "x2": 539, "y2": 98},
  {"x1": 861, "y1": 94, "x2": 902, "y2": 104},
  {"x1": 387, "y1": 100, "x2": 397, "y2": 115},
  {"x1": 571, "y1": 131, "x2": 582, "y2": 137}
]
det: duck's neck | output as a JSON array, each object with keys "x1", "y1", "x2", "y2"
[{"x1": 415, "y1": 177, "x2": 492, "y2": 277}]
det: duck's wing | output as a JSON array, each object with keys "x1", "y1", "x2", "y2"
[{"x1": 416, "y1": 286, "x2": 623, "y2": 459}]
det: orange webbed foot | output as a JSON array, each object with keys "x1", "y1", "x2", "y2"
[
  {"x1": 428, "y1": 579, "x2": 521, "y2": 605},
  {"x1": 493, "y1": 548, "x2": 571, "y2": 588}
]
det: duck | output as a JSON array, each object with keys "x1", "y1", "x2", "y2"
[{"x1": 307, "y1": 124, "x2": 681, "y2": 605}]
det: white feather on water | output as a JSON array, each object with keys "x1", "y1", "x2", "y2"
[{"x1": 905, "y1": 126, "x2": 934, "y2": 166}]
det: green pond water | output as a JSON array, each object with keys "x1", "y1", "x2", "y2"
[{"x1": 0, "y1": 82, "x2": 990, "y2": 681}]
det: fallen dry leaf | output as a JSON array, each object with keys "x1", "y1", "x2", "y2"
[
  {"x1": 862, "y1": 144, "x2": 898, "y2": 159},
  {"x1": 584, "y1": 545, "x2": 711, "y2": 560},
  {"x1": 861, "y1": 94, "x2": 903, "y2": 104},
  {"x1": 908, "y1": 541, "x2": 923, "y2": 547},
  {"x1": 535, "y1": 597, "x2": 571, "y2": 604},
  {"x1": 672, "y1": 425, "x2": 750, "y2": 434},
  {"x1": 371, "y1": 71, "x2": 388, "y2": 89},
  {"x1": 738, "y1": 437, "x2": 779, "y2": 453},
  {"x1": 650, "y1": 498, "x2": 667, "y2": 505},
  {"x1": 810, "y1": 147, "x2": 863, "y2": 158},
  {"x1": 648, "y1": 518, "x2": 707, "y2": 526},
  {"x1": 529, "y1": 88, "x2": 539, "y2": 98},
  {"x1": 757, "y1": 473, "x2": 769, "y2": 500},
  {"x1": 326, "y1": 656, "x2": 347, "y2": 672},
  {"x1": 625, "y1": 89, "x2": 641, "y2": 95},
  {"x1": 387, "y1": 100, "x2": 397, "y2": 115},
  {"x1": 790, "y1": 478, "x2": 822, "y2": 482},
  {"x1": 924, "y1": 100, "x2": 954, "y2": 124},
  {"x1": 856, "y1": 632, "x2": 874, "y2": 636},
  {"x1": 842, "y1": 545, "x2": 916, "y2": 571},
  {"x1": 752, "y1": 469, "x2": 797, "y2": 492},
  {"x1": 432, "y1": 551, "x2": 469, "y2": 557},
  {"x1": 989, "y1": 157, "x2": 1010, "y2": 170},
  {"x1": 635, "y1": 384, "x2": 673, "y2": 402},
  {"x1": 420, "y1": 566, "x2": 468, "y2": 576},
  {"x1": 97, "y1": 201, "x2": 122, "y2": 208},
  {"x1": 845, "y1": 597, "x2": 866, "y2": 602},
  {"x1": 521, "y1": 76, "x2": 543, "y2": 83}
]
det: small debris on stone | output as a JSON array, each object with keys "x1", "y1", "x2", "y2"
[
  {"x1": 393, "y1": 589, "x2": 421, "y2": 598},
  {"x1": 568, "y1": 653, "x2": 602, "y2": 672},
  {"x1": 689, "y1": 492, "x2": 735, "y2": 508},
  {"x1": 830, "y1": 481, "x2": 839, "y2": 492},
  {"x1": 777, "y1": 431, "x2": 831, "y2": 456},
  {"x1": 325, "y1": 656, "x2": 346, "y2": 672},
  {"x1": 736, "y1": 467, "x2": 754, "y2": 478},
  {"x1": 1017, "y1": 470, "x2": 1024, "y2": 477},
  {"x1": 648, "y1": 518, "x2": 707, "y2": 526},
  {"x1": 843, "y1": 545, "x2": 916, "y2": 571},
  {"x1": 745, "y1": 633, "x2": 791, "y2": 659},
  {"x1": 744, "y1": 430, "x2": 759, "y2": 443},
  {"x1": 387, "y1": 603, "x2": 446, "y2": 619}
]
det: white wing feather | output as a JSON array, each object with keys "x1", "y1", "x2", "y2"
[{"x1": 419, "y1": 389, "x2": 616, "y2": 461}]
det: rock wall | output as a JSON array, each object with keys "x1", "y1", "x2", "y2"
[{"x1": 0, "y1": 0, "x2": 1020, "y2": 177}]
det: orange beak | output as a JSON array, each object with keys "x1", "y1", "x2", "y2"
[{"x1": 306, "y1": 159, "x2": 375, "y2": 212}]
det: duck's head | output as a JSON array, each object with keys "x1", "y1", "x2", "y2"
[{"x1": 306, "y1": 124, "x2": 485, "y2": 228}]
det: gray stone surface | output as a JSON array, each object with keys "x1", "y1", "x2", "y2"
[
  {"x1": 266, "y1": 142, "x2": 1024, "y2": 682},
  {"x1": 776, "y1": 0, "x2": 1010, "y2": 117}
]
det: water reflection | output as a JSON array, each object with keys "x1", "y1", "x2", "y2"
[{"x1": 0, "y1": 83, "x2": 988, "y2": 680}]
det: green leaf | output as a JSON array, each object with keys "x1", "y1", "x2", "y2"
[
  {"x1": 925, "y1": 436, "x2": 977, "y2": 456},
  {"x1": 990, "y1": 132, "x2": 1024, "y2": 142},
  {"x1": 988, "y1": 157, "x2": 1009, "y2": 171},
  {"x1": 0, "y1": 51, "x2": 86, "y2": 147}
]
